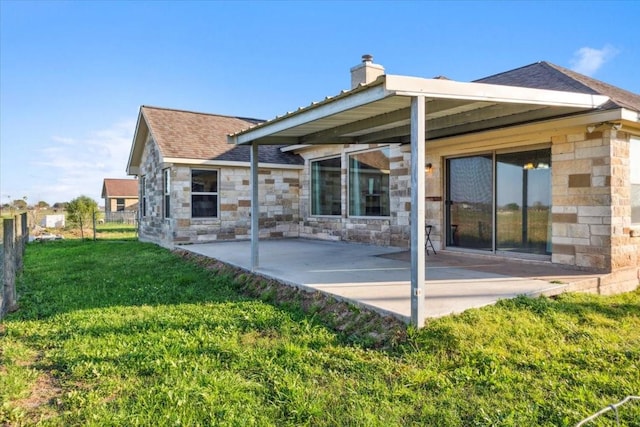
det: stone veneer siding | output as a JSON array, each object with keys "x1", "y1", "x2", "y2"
[
  {"x1": 137, "y1": 135, "x2": 301, "y2": 248},
  {"x1": 299, "y1": 144, "x2": 412, "y2": 248},
  {"x1": 551, "y1": 129, "x2": 639, "y2": 271}
]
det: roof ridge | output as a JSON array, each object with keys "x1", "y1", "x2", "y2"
[{"x1": 141, "y1": 105, "x2": 264, "y2": 123}]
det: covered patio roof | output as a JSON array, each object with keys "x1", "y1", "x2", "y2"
[
  {"x1": 226, "y1": 73, "x2": 609, "y2": 328},
  {"x1": 228, "y1": 74, "x2": 609, "y2": 146}
]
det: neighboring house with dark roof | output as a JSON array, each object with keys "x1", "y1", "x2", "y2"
[
  {"x1": 126, "y1": 106, "x2": 303, "y2": 247},
  {"x1": 101, "y1": 178, "x2": 139, "y2": 214}
]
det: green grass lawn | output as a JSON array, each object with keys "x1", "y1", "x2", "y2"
[{"x1": 1, "y1": 238, "x2": 639, "y2": 426}]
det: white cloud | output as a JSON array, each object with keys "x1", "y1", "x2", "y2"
[
  {"x1": 570, "y1": 45, "x2": 619, "y2": 76},
  {"x1": 30, "y1": 120, "x2": 136, "y2": 205}
]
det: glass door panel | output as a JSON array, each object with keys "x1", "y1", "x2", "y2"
[
  {"x1": 446, "y1": 155, "x2": 493, "y2": 250},
  {"x1": 496, "y1": 149, "x2": 551, "y2": 255}
]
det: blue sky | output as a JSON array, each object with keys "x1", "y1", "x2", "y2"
[{"x1": 1, "y1": 0, "x2": 639, "y2": 206}]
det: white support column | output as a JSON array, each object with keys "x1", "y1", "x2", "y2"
[
  {"x1": 410, "y1": 95, "x2": 426, "y2": 327},
  {"x1": 251, "y1": 142, "x2": 259, "y2": 270}
]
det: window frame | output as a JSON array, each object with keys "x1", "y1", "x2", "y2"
[
  {"x1": 116, "y1": 198, "x2": 125, "y2": 212},
  {"x1": 163, "y1": 168, "x2": 171, "y2": 219},
  {"x1": 631, "y1": 136, "x2": 640, "y2": 224},
  {"x1": 140, "y1": 176, "x2": 147, "y2": 218},
  {"x1": 347, "y1": 146, "x2": 391, "y2": 218},
  {"x1": 310, "y1": 155, "x2": 342, "y2": 216},
  {"x1": 191, "y1": 168, "x2": 219, "y2": 219}
]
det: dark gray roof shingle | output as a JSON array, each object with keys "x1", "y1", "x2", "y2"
[{"x1": 475, "y1": 61, "x2": 640, "y2": 112}]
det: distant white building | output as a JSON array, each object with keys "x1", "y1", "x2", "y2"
[{"x1": 41, "y1": 214, "x2": 65, "y2": 228}]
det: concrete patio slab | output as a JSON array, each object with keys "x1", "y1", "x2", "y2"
[{"x1": 183, "y1": 239, "x2": 602, "y2": 323}]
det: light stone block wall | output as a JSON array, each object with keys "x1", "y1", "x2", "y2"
[
  {"x1": 137, "y1": 135, "x2": 301, "y2": 248},
  {"x1": 138, "y1": 136, "x2": 172, "y2": 247},
  {"x1": 551, "y1": 129, "x2": 639, "y2": 271}
]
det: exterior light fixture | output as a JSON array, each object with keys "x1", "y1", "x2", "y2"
[
  {"x1": 523, "y1": 162, "x2": 535, "y2": 170},
  {"x1": 425, "y1": 163, "x2": 433, "y2": 174}
]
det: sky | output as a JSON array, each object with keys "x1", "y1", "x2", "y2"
[{"x1": 1, "y1": 0, "x2": 639, "y2": 207}]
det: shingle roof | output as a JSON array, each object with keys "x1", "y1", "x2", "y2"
[
  {"x1": 475, "y1": 61, "x2": 640, "y2": 112},
  {"x1": 141, "y1": 106, "x2": 303, "y2": 165},
  {"x1": 102, "y1": 178, "x2": 139, "y2": 198}
]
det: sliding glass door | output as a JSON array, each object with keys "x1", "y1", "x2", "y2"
[
  {"x1": 446, "y1": 148, "x2": 551, "y2": 255},
  {"x1": 496, "y1": 150, "x2": 551, "y2": 255},
  {"x1": 446, "y1": 155, "x2": 493, "y2": 251}
]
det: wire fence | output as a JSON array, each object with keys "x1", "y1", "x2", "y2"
[{"x1": 575, "y1": 395, "x2": 640, "y2": 427}]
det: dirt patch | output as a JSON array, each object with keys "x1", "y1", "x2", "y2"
[
  {"x1": 174, "y1": 250, "x2": 408, "y2": 350},
  {"x1": 7, "y1": 355, "x2": 63, "y2": 425}
]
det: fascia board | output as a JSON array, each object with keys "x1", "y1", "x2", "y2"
[
  {"x1": 162, "y1": 157, "x2": 304, "y2": 170},
  {"x1": 126, "y1": 109, "x2": 146, "y2": 174},
  {"x1": 384, "y1": 75, "x2": 610, "y2": 109}
]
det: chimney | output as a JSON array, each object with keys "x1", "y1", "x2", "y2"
[{"x1": 350, "y1": 54, "x2": 385, "y2": 89}]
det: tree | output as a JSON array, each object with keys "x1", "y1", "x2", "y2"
[
  {"x1": 66, "y1": 196, "x2": 98, "y2": 239},
  {"x1": 12, "y1": 199, "x2": 27, "y2": 211},
  {"x1": 37, "y1": 201, "x2": 50, "y2": 209},
  {"x1": 52, "y1": 202, "x2": 68, "y2": 212}
]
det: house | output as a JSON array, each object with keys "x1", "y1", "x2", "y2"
[
  {"x1": 102, "y1": 178, "x2": 139, "y2": 214},
  {"x1": 126, "y1": 107, "x2": 304, "y2": 247},
  {"x1": 227, "y1": 56, "x2": 640, "y2": 323},
  {"x1": 127, "y1": 57, "x2": 639, "y2": 324}
]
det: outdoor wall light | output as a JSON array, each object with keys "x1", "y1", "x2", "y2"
[
  {"x1": 586, "y1": 125, "x2": 597, "y2": 134},
  {"x1": 425, "y1": 163, "x2": 433, "y2": 174}
]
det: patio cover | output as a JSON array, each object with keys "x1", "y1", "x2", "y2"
[{"x1": 228, "y1": 74, "x2": 609, "y2": 327}]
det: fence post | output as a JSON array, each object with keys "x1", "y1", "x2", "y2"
[
  {"x1": 2, "y1": 218, "x2": 18, "y2": 318},
  {"x1": 15, "y1": 213, "x2": 24, "y2": 271}
]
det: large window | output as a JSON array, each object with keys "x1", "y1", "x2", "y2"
[
  {"x1": 163, "y1": 168, "x2": 171, "y2": 218},
  {"x1": 141, "y1": 176, "x2": 147, "y2": 217},
  {"x1": 311, "y1": 157, "x2": 341, "y2": 215},
  {"x1": 191, "y1": 169, "x2": 218, "y2": 218},
  {"x1": 632, "y1": 137, "x2": 640, "y2": 223},
  {"x1": 348, "y1": 147, "x2": 390, "y2": 217},
  {"x1": 116, "y1": 198, "x2": 125, "y2": 212}
]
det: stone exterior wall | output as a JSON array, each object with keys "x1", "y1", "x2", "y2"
[
  {"x1": 137, "y1": 134, "x2": 301, "y2": 248},
  {"x1": 138, "y1": 135, "x2": 172, "y2": 247},
  {"x1": 551, "y1": 128, "x2": 639, "y2": 272},
  {"x1": 298, "y1": 143, "x2": 412, "y2": 248}
]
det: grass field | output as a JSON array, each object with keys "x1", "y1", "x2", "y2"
[{"x1": 1, "y1": 236, "x2": 639, "y2": 426}]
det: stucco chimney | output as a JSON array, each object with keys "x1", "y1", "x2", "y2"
[{"x1": 350, "y1": 54, "x2": 385, "y2": 89}]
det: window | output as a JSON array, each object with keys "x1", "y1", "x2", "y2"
[
  {"x1": 348, "y1": 147, "x2": 390, "y2": 216},
  {"x1": 141, "y1": 176, "x2": 147, "y2": 217},
  {"x1": 311, "y1": 157, "x2": 341, "y2": 215},
  {"x1": 631, "y1": 137, "x2": 640, "y2": 223},
  {"x1": 191, "y1": 169, "x2": 218, "y2": 218},
  {"x1": 116, "y1": 198, "x2": 125, "y2": 212},
  {"x1": 163, "y1": 168, "x2": 171, "y2": 218}
]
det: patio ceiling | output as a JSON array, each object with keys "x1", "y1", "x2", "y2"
[{"x1": 228, "y1": 74, "x2": 609, "y2": 146}]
